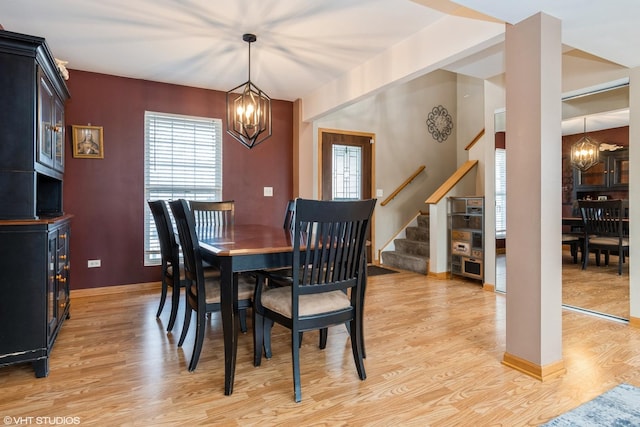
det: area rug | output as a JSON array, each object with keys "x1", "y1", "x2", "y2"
[
  {"x1": 542, "y1": 383, "x2": 640, "y2": 426},
  {"x1": 367, "y1": 265, "x2": 399, "y2": 276}
]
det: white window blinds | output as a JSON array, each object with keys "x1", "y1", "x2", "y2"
[
  {"x1": 143, "y1": 111, "x2": 223, "y2": 265},
  {"x1": 495, "y1": 148, "x2": 506, "y2": 238}
]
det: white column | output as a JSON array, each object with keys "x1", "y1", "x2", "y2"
[
  {"x1": 502, "y1": 13, "x2": 565, "y2": 379},
  {"x1": 629, "y1": 68, "x2": 640, "y2": 325}
]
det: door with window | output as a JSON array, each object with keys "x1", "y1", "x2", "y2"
[{"x1": 320, "y1": 130, "x2": 374, "y2": 260}]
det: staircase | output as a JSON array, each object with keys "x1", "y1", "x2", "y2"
[{"x1": 381, "y1": 213, "x2": 429, "y2": 274}]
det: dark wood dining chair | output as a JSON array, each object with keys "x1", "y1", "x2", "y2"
[
  {"x1": 561, "y1": 233, "x2": 581, "y2": 264},
  {"x1": 148, "y1": 200, "x2": 185, "y2": 332},
  {"x1": 252, "y1": 198, "x2": 376, "y2": 402},
  {"x1": 189, "y1": 200, "x2": 235, "y2": 229},
  {"x1": 169, "y1": 199, "x2": 255, "y2": 371},
  {"x1": 578, "y1": 199, "x2": 629, "y2": 275},
  {"x1": 283, "y1": 199, "x2": 295, "y2": 231}
]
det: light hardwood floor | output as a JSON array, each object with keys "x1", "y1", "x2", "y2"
[
  {"x1": 1, "y1": 270, "x2": 639, "y2": 426},
  {"x1": 562, "y1": 249, "x2": 629, "y2": 319}
]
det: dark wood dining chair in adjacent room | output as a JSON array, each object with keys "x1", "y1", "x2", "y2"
[
  {"x1": 252, "y1": 198, "x2": 376, "y2": 402},
  {"x1": 578, "y1": 199, "x2": 629, "y2": 275},
  {"x1": 169, "y1": 199, "x2": 255, "y2": 371},
  {"x1": 561, "y1": 233, "x2": 581, "y2": 264}
]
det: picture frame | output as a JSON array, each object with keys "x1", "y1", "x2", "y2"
[{"x1": 72, "y1": 125, "x2": 104, "y2": 158}]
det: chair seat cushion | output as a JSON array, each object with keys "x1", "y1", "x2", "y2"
[
  {"x1": 589, "y1": 236, "x2": 629, "y2": 246},
  {"x1": 561, "y1": 234, "x2": 580, "y2": 242},
  {"x1": 261, "y1": 286, "x2": 351, "y2": 318},
  {"x1": 198, "y1": 275, "x2": 254, "y2": 304}
]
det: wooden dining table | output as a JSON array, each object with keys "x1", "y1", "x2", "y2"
[{"x1": 197, "y1": 224, "x2": 295, "y2": 395}]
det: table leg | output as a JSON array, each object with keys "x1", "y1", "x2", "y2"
[{"x1": 220, "y1": 259, "x2": 238, "y2": 395}]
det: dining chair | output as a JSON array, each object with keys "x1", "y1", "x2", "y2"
[
  {"x1": 169, "y1": 199, "x2": 255, "y2": 371},
  {"x1": 252, "y1": 198, "x2": 376, "y2": 402},
  {"x1": 148, "y1": 200, "x2": 185, "y2": 332},
  {"x1": 561, "y1": 233, "x2": 581, "y2": 264},
  {"x1": 148, "y1": 200, "x2": 222, "y2": 332},
  {"x1": 189, "y1": 200, "x2": 235, "y2": 229},
  {"x1": 283, "y1": 199, "x2": 295, "y2": 231},
  {"x1": 578, "y1": 199, "x2": 629, "y2": 275}
]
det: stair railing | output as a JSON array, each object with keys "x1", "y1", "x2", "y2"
[{"x1": 380, "y1": 165, "x2": 425, "y2": 206}]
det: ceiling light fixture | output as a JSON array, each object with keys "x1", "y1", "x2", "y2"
[
  {"x1": 226, "y1": 33, "x2": 272, "y2": 149},
  {"x1": 570, "y1": 117, "x2": 600, "y2": 171}
]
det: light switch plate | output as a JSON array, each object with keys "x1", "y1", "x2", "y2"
[
  {"x1": 376, "y1": 189, "x2": 384, "y2": 198},
  {"x1": 264, "y1": 187, "x2": 273, "y2": 197}
]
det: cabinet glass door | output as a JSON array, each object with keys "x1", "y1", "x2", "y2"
[
  {"x1": 47, "y1": 233, "x2": 57, "y2": 340},
  {"x1": 53, "y1": 97, "x2": 65, "y2": 172},
  {"x1": 577, "y1": 161, "x2": 606, "y2": 187},
  {"x1": 612, "y1": 157, "x2": 629, "y2": 186},
  {"x1": 38, "y1": 75, "x2": 55, "y2": 168}
]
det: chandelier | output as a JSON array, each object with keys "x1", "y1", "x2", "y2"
[
  {"x1": 570, "y1": 118, "x2": 600, "y2": 171},
  {"x1": 226, "y1": 34, "x2": 272, "y2": 149}
]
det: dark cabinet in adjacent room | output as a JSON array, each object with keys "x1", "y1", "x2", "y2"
[{"x1": 0, "y1": 30, "x2": 71, "y2": 377}]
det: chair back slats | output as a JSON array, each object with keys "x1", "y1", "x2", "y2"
[
  {"x1": 189, "y1": 200, "x2": 235, "y2": 229},
  {"x1": 292, "y1": 199, "x2": 376, "y2": 299},
  {"x1": 147, "y1": 200, "x2": 178, "y2": 267},
  {"x1": 579, "y1": 200, "x2": 625, "y2": 238},
  {"x1": 283, "y1": 199, "x2": 295, "y2": 231}
]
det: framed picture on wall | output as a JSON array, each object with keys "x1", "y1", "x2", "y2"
[{"x1": 72, "y1": 125, "x2": 104, "y2": 158}]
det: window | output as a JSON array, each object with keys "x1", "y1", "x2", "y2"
[
  {"x1": 144, "y1": 111, "x2": 223, "y2": 265},
  {"x1": 332, "y1": 144, "x2": 362, "y2": 200},
  {"x1": 495, "y1": 148, "x2": 506, "y2": 238}
]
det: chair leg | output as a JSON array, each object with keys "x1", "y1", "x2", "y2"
[
  {"x1": 350, "y1": 315, "x2": 366, "y2": 381},
  {"x1": 253, "y1": 311, "x2": 264, "y2": 367},
  {"x1": 291, "y1": 330, "x2": 302, "y2": 403},
  {"x1": 167, "y1": 281, "x2": 181, "y2": 332},
  {"x1": 188, "y1": 311, "x2": 206, "y2": 372},
  {"x1": 178, "y1": 304, "x2": 192, "y2": 347},
  {"x1": 156, "y1": 277, "x2": 168, "y2": 318},
  {"x1": 239, "y1": 308, "x2": 248, "y2": 333},
  {"x1": 319, "y1": 328, "x2": 328, "y2": 350},
  {"x1": 264, "y1": 318, "x2": 274, "y2": 359},
  {"x1": 582, "y1": 241, "x2": 589, "y2": 270}
]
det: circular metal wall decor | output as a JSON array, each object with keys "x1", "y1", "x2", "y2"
[{"x1": 427, "y1": 105, "x2": 453, "y2": 143}]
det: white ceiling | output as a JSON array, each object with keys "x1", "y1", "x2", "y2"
[{"x1": 1, "y1": 0, "x2": 639, "y2": 107}]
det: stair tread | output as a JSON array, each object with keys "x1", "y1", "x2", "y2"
[{"x1": 384, "y1": 251, "x2": 428, "y2": 261}]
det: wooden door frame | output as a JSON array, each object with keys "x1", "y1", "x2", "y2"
[{"x1": 318, "y1": 128, "x2": 377, "y2": 261}]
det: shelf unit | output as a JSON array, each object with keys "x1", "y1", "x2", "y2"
[{"x1": 448, "y1": 196, "x2": 484, "y2": 281}]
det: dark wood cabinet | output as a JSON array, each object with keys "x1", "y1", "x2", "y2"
[
  {"x1": 575, "y1": 149, "x2": 629, "y2": 191},
  {"x1": 0, "y1": 30, "x2": 70, "y2": 220},
  {"x1": 0, "y1": 30, "x2": 71, "y2": 377},
  {"x1": 0, "y1": 216, "x2": 71, "y2": 377}
]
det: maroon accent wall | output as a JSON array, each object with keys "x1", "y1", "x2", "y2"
[
  {"x1": 64, "y1": 70, "x2": 293, "y2": 289},
  {"x1": 561, "y1": 126, "x2": 628, "y2": 216}
]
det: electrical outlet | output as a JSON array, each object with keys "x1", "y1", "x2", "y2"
[{"x1": 87, "y1": 259, "x2": 101, "y2": 268}]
